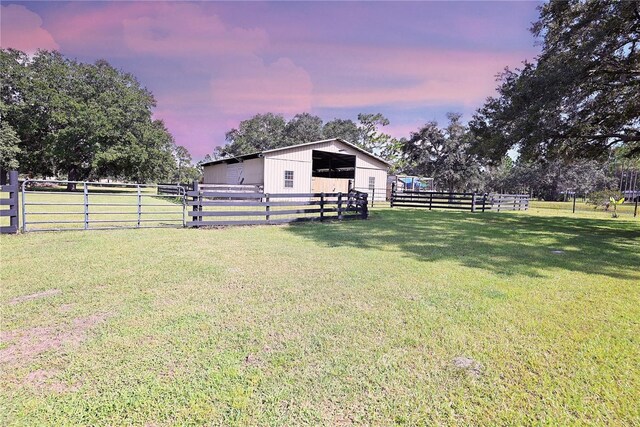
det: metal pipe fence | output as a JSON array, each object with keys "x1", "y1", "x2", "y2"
[{"x1": 21, "y1": 180, "x2": 187, "y2": 232}]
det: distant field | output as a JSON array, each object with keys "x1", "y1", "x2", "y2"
[
  {"x1": 1, "y1": 206, "x2": 639, "y2": 425},
  {"x1": 528, "y1": 199, "x2": 638, "y2": 219}
]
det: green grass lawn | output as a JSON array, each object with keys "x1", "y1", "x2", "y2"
[
  {"x1": 1, "y1": 207, "x2": 639, "y2": 425},
  {"x1": 528, "y1": 199, "x2": 638, "y2": 219}
]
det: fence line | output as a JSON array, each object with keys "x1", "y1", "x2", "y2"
[
  {"x1": 390, "y1": 190, "x2": 529, "y2": 213},
  {"x1": 391, "y1": 190, "x2": 479, "y2": 212},
  {"x1": 0, "y1": 170, "x2": 19, "y2": 234},
  {"x1": 21, "y1": 180, "x2": 186, "y2": 232},
  {"x1": 486, "y1": 193, "x2": 529, "y2": 211},
  {"x1": 188, "y1": 183, "x2": 368, "y2": 227}
]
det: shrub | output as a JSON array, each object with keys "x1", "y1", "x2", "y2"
[{"x1": 586, "y1": 190, "x2": 624, "y2": 211}]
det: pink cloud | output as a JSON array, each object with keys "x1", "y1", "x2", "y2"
[
  {"x1": 0, "y1": 4, "x2": 59, "y2": 53},
  {"x1": 308, "y1": 46, "x2": 533, "y2": 108},
  {"x1": 43, "y1": 2, "x2": 266, "y2": 58},
  {"x1": 153, "y1": 107, "x2": 225, "y2": 157},
  {"x1": 121, "y1": 3, "x2": 267, "y2": 56},
  {"x1": 210, "y1": 57, "x2": 313, "y2": 115}
]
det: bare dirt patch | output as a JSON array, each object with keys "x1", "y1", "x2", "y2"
[
  {"x1": 452, "y1": 356, "x2": 483, "y2": 377},
  {"x1": 0, "y1": 312, "x2": 111, "y2": 366},
  {"x1": 8, "y1": 289, "x2": 61, "y2": 305},
  {"x1": 23, "y1": 369, "x2": 79, "y2": 393},
  {"x1": 58, "y1": 303, "x2": 75, "y2": 313},
  {"x1": 244, "y1": 353, "x2": 263, "y2": 367}
]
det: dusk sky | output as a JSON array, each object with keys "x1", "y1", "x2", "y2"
[{"x1": 1, "y1": 1, "x2": 541, "y2": 159}]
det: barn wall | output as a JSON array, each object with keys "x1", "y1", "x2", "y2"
[
  {"x1": 202, "y1": 140, "x2": 388, "y2": 196},
  {"x1": 240, "y1": 158, "x2": 264, "y2": 184},
  {"x1": 265, "y1": 140, "x2": 389, "y2": 170},
  {"x1": 202, "y1": 158, "x2": 264, "y2": 185},
  {"x1": 263, "y1": 157, "x2": 312, "y2": 194},
  {"x1": 355, "y1": 167, "x2": 388, "y2": 201},
  {"x1": 203, "y1": 163, "x2": 227, "y2": 183},
  {"x1": 263, "y1": 140, "x2": 389, "y2": 199}
]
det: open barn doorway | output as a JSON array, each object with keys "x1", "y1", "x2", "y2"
[{"x1": 311, "y1": 150, "x2": 356, "y2": 193}]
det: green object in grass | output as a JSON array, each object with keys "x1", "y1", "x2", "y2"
[{"x1": 609, "y1": 196, "x2": 625, "y2": 218}]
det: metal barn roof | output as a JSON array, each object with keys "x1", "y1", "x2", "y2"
[{"x1": 200, "y1": 138, "x2": 392, "y2": 167}]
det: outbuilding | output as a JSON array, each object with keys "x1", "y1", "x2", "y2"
[{"x1": 201, "y1": 138, "x2": 390, "y2": 201}]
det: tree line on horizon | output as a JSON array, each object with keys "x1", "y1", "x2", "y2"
[{"x1": 1, "y1": 1, "x2": 638, "y2": 198}]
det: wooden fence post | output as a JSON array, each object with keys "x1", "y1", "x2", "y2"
[
  {"x1": 265, "y1": 193, "x2": 270, "y2": 222},
  {"x1": 390, "y1": 183, "x2": 395, "y2": 208},
  {"x1": 337, "y1": 192, "x2": 343, "y2": 220},
  {"x1": 0, "y1": 170, "x2": 19, "y2": 234},
  {"x1": 320, "y1": 192, "x2": 324, "y2": 221},
  {"x1": 192, "y1": 180, "x2": 201, "y2": 226},
  {"x1": 362, "y1": 193, "x2": 369, "y2": 219},
  {"x1": 471, "y1": 193, "x2": 476, "y2": 213},
  {"x1": 9, "y1": 170, "x2": 18, "y2": 233}
]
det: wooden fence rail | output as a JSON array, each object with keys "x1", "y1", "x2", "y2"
[
  {"x1": 0, "y1": 170, "x2": 19, "y2": 234},
  {"x1": 486, "y1": 193, "x2": 529, "y2": 211},
  {"x1": 391, "y1": 190, "x2": 480, "y2": 211},
  {"x1": 187, "y1": 184, "x2": 368, "y2": 227},
  {"x1": 391, "y1": 190, "x2": 529, "y2": 213}
]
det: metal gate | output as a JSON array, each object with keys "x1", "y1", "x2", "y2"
[{"x1": 21, "y1": 180, "x2": 186, "y2": 232}]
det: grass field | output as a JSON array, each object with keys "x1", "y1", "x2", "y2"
[
  {"x1": 1, "y1": 206, "x2": 639, "y2": 425},
  {"x1": 528, "y1": 199, "x2": 638, "y2": 219}
]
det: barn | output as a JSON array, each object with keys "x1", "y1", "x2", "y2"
[{"x1": 201, "y1": 138, "x2": 390, "y2": 201}]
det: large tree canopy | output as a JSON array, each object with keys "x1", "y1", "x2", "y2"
[
  {"x1": 400, "y1": 113, "x2": 482, "y2": 192},
  {"x1": 470, "y1": 1, "x2": 640, "y2": 162},
  {"x1": 322, "y1": 118, "x2": 360, "y2": 143},
  {"x1": 218, "y1": 113, "x2": 287, "y2": 158},
  {"x1": 283, "y1": 113, "x2": 324, "y2": 145},
  {"x1": 0, "y1": 49, "x2": 179, "y2": 183},
  {"x1": 215, "y1": 112, "x2": 394, "y2": 158}
]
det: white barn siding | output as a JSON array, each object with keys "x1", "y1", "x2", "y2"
[
  {"x1": 203, "y1": 139, "x2": 389, "y2": 201},
  {"x1": 263, "y1": 157, "x2": 312, "y2": 194},
  {"x1": 355, "y1": 167, "x2": 388, "y2": 201},
  {"x1": 267, "y1": 140, "x2": 388, "y2": 170},
  {"x1": 203, "y1": 163, "x2": 227, "y2": 183},
  {"x1": 239, "y1": 158, "x2": 264, "y2": 184},
  {"x1": 203, "y1": 158, "x2": 264, "y2": 185}
]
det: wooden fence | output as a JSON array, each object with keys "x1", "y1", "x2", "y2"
[
  {"x1": 0, "y1": 170, "x2": 19, "y2": 234},
  {"x1": 187, "y1": 185, "x2": 368, "y2": 227},
  {"x1": 391, "y1": 190, "x2": 529, "y2": 213},
  {"x1": 391, "y1": 190, "x2": 482, "y2": 211},
  {"x1": 486, "y1": 193, "x2": 529, "y2": 211}
]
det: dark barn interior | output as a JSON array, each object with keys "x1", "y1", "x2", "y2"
[{"x1": 311, "y1": 150, "x2": 356, "y2": 179}]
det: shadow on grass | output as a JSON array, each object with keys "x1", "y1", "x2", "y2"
[{"x1": 285, "y1": 209, "x2": 640, "y2": 279}]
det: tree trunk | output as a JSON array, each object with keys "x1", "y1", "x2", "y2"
[{"x1": 67, "y1": 168, "x2": 78, "y2": 191}]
